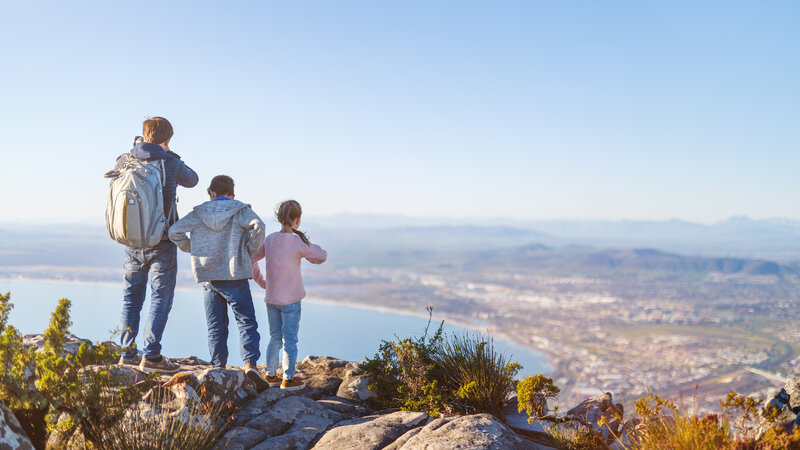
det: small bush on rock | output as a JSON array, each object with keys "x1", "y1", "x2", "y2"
[
  {"x1": 434, "y1": 333, "x2": 521, "y2": 418},
  {"x1": 546, "y1": 421, "x2": 610, "y2": 450},
  {"x1": 623, "y1": 393, "x2": 731, "y2": 449},
  {"x1": 517, "y1": 374, "x2": 560, "y2": 420},
  {"x1": 363, "y1": 306, "x2": 445, "y2": 412},
  {"x1": 363, "y1": 306, "x2": 520, "y2": 419},
  {"x1": 616, "y1": 391, "x2": 800, "y2": 449}
]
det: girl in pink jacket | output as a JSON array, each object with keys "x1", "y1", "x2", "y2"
[{"x1": 251, "y1": 200, "x2": 327, "y2": 390}]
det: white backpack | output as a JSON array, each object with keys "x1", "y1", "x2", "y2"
[{"x1": 104, "y1": 153, "x2": 167, "y2": 248}]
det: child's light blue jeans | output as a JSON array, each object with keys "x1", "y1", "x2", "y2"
[{"x1": 265, "y1": 301, "x2": 302, "y2": 380}]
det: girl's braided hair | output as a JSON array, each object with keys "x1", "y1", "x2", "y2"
[{"x1": 276, "y1": 200, "x2": 310, "y2": 246}]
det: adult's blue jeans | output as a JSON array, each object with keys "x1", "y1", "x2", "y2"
[
  {"x1": 203, "y1": 279, "x2": 261, "y2": 367},
  {"x1": 120, "y1": 240, "x2": 177, "y2": 360},
  {"x1": 265, "y1": 301, "x2": 302, "y2": 380}
]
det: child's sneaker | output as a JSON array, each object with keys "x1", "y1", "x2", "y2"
[
  {"x1": 265, "y1": 374, "x2": 282, "y2": 388},
  {"x1": 139, "y1": 356, "x2": 180, "y2": 374},
  {"x1": 245, "y1": 367, "x2": 270, "y2": 392},
  {"x1": 280, "y1": 377, "x2": 305, "y2": 391},
  {"x1": 118, "y1": 355, "x2": 139, "y2": 366}
]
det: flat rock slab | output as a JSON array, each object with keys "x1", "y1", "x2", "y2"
[
  {"x1": 244, "y1": 395, "x2": 344, "y2": 448},
  {"x1": 313, "y1": 410, "x2": 429, "y2": 450},
  {"x1": 400, "y1": 413, "x2": 545, "y2": 450},
  {"x1": 315, "y1": 397, "x2": 368, "y2": 416},
  {"x1": 213, "y1": 426, "x2": 268, "y2": 450},
  {"x1": 382, "y1": 426, "x2": 424, "y2": 450}
]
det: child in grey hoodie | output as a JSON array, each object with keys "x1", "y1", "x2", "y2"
[{"x1": 169, "y1": 175, "x2": 269, "y2": 390}]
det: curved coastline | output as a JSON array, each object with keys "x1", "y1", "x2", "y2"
[
  {"x1": 304, "y1": 295, "x2": 555, "y2": 374},
  {"x1": 0, "y1": 276, "x2": 555, "y2": 375}
]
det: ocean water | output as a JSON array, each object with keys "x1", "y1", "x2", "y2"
[{"x1": 0, "y1": 279, "x2": 550, "y2": 376}]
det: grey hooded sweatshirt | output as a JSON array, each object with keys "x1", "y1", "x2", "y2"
[{"x1": 168, "y1": 199, "x2": 265, "y2": 282}]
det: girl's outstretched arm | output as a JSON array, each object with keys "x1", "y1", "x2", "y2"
[
  {"x1": 250, "y1": 242, "x2": 267, "y2": 289},
  {"x1": 303, "y1": 243, "x2": 327, "y2": 264}
]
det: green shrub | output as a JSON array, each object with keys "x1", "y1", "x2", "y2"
[
  {"x1": 434, "y1": 333, "x2": 521, "y2": 419},
  {"x1": 0, "y1": 292, "x2": 155, "y2": 448},
  {"x1": 363, "y1": 306, "x2": 445, "y2": 412},
  {"x1": 363, "y1": 306, "x2": 520, "y2": 419},
  {"x1": 546, "y1": 421, "x2": 609, "y2": 450},
  {"x1": 614, "y1": 391, "x2": 800, "y2": 449},
  {"x1": 622, "y1": 393, "x2": 732, "y2": 449},
  {"x1": 517, "y1": 374, "x2": 560, "y2": 420}
]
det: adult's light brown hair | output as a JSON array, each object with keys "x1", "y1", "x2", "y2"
[
  {"x1": 142, "y1": 117, "x2": 174, "y2": 144},
  {"x1": 276, "y1": 200, "x2": 310, "y2": 246},
  {"x1": 209, "y1": 175, "x2": 235, "y2": 197}
]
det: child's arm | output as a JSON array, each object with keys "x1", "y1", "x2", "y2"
[
  {"x1": 250, "y1": 242, "x2": 267, "y2": 289},
  {"x1": 302, "y1": 242, "x2": 327, "y2": 264},
  {"x1": 168, "y1": 212, "x2": 199, "y2": 253},
  {"x1": 238, "y1": 207, "x2": 266, "y2": 257}
]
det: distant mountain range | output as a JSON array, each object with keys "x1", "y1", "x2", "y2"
[
  {"x1": 304, "y1": 214, "x2": 800, "y2": 261},
  {"x1": 0, "y1": 216, "x2": 798, "y2": 273},
  {"x1": 458, "y1": 245, "x2": 799, "y2": 279}
]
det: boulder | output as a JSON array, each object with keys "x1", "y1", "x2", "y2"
[
  {"x1": 306, "y1": 375, "x2": 344, "y2": 397},
  {"x1": 196, "y1": 368, "x2": 246, "y2": 398},
  {"x1": 298, "y1": 356, "x2": 351, "y2": 374},
  {"x1": 313, "y1": 410, "x2": 428, "y2": 449},
  {"x1": 764, "y1": 387, "x2": 792, "y2": 413},
  {"x1": 23, "y1": 333, "x2": 91, "y2": 355},
  {"x1": 399, "y1": 413, "x2": 544, "y2": 449},
  {"x1": 784, "y1": 377, "x2": 800, "y2": 412},
  {"x1": 0, "y1": 400, "x2": 34, "y2": 450},
  {"x1": 565, "y1": 392, "x2": 623, "y2": 441},
  {"x1": 503, "y1": 395, "x2": 550, "y2": 434},
  {"x1": 337, "y1": 374, "x2": 375, "y2": 402}
]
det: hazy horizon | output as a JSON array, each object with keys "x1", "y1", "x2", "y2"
[{"x1": 2, "y1": 212, "x2": 799, "y2": 229}]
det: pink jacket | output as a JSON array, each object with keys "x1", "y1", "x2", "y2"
[{"x1": 251, "y1": 232, "x2": 327, "y2": 305}]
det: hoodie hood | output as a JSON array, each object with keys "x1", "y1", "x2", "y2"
[
  {"x1": 192, "y1": 199, "x2": 250, "y2": 231},
  {"x1": 131, "y1": 142, "x2": 170, "y2": 161}
]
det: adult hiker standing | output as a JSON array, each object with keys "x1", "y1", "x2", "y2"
[{"x1": 109, "y1": 117, "x2": 198, "y2": 373}]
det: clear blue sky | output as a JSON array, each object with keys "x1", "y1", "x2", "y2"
[{"x1": 1, "y1": 1, "x2": 797, "y2": 225}]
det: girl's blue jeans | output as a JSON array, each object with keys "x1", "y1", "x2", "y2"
[{"x1": 265, "y1": 301, "x2": 302, "y2": 379}]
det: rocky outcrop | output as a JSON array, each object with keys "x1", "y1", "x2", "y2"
[
  {"x1": 0, "y1": 399, "x2": 34, "y2": 450},
  {"x1": 207, "y1": 355, "x2": 552, "y2": 449},
  {"x1": 565, "y1": 392, "x2": 623, "y2": 442},
  {"x1": 763, "y1": 377, "x2": 800, "y2": 434},
  {"x1": 23, "y1": 332, "x2": 92, "y2": 355},
  {"x1": 12, "y1": 335, "x2": 549, "y2": 449}
]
